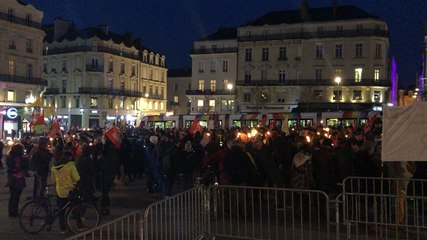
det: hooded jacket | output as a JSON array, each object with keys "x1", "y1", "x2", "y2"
[{"x1": 51, "y1": 160, "x2": 80, "y2": 198}]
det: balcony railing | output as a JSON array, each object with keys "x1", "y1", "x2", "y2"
[
  {"x1": 186, "y1": 89, "x2": 234, "y2": 95},
  {"x1": 45, "y1": 88, "x2": 59, "y2": 95},
  {"x1": 85, "y1": 65, "x2": 104, "y2": 72},
  {"x1": 239, "y1": 29, "x2": 388, "y2": 42},
  {"x1": 0, "y1": 74, "x2": 46, "y2": 85},
  {"x1": 0, "y1": 12, "x2": 42, "y2": 29},
  {"x1": 190, "y1": 47, "x2": 238, "y2": 54},
  {"x1": 235, "y1": 79, "x2": 390, "y2": 87},
  {"x1": 79, "y1": 87, "x2": 143, "y2": 98}
]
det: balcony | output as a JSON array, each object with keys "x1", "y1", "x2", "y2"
[
  {"x1": 45, "y1": 88, "x2": 59, "y2": 95},
  {"x1": 235, "y1": 79, "x2": 390, "y2": 87},
  {"x1": 79, "y1": 87, "x2": 143, "y2": 98},
  {"x1": 238, "y1": 29, "x2": 388, "y2": 42},
  {"x1": 190, "y1": 47, "x2": 238, "y2": 54},
  {"x1": 0, "y1": 74, "x2": 46, "y2": 85},
  {"x1": 85, "y1": 65, "x2": 104, "y2": 72},
  {"x1": 186, "y1": 89, "x2": 234, "y2": 95},
  {"x1": 0, "y1": 12, "x2": 42, "y2": 29}
]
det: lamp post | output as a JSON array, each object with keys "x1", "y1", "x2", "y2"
[
  {"x1": 227, "y1": 83, "x2": 233, "y2": 113},
  {"x1": 334, "y1": 76, "x2": 341, "y2": 112}
]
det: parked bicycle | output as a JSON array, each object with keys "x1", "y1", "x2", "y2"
[{"x1": 18, "y1": 185, "x2": 100, "y2": 234}]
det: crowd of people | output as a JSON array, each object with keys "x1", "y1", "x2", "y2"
[{"x1": 1, "y1": 119, "x2": 425, "y2": 232}]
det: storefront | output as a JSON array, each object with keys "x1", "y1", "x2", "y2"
[{"x1": 1, "y1": 107, "x2": 22, "y2": 139}]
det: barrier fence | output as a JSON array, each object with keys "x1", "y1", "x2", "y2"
[{"x1": 66, "y1": 177, "x2": 427, "y2": 240}]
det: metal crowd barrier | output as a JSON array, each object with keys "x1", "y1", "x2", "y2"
[
  {"x1": 65, "y1": 210, "x2": 143, "y2": 240},
  {"x1": 337, "y1": 177, "x2": 427, "y2": 240}
]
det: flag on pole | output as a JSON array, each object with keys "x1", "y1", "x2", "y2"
[
  {"x1": 47, "y1": 119, "x2": 60, "y2": 138},
  {"x1": 104, "y1": 126, "x2": 122, "y2": 148},
  {"x1": 188, "y1": 115, "x2": 203, "y2": 135},
  {"x1": 363, "y1": 112, "x2": 380, "y2": 135},
  {"x1": 30, "y1": 107, "x2": 45, "y2": 133}
]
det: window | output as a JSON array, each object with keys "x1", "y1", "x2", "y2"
[
  {"x1": 209, "y1": 100, "x2": 215, "y2": 111},
  {"x1": 198, "y1": 80, "x2": 205, "y2": 91},
  {"x1": 8, "y1": 60, "x2": 15, "y2": 75},
  {"x1": 120, "y1": 99, "x2": 124, "y2": 109},
  {"x1": 212, "y1": 45, "x2": 217, "y2": 51},
  {"x1": 174, "y1": 96, "x2": 179, "y2": 103},
  {"x1": 375, "y1": 44, "x2": 382, "y2": 58},
  {"x1": 336, "y1": 25, "x2": 343, "y2": 33},
  {"x1": 223, "y1": 79, "x2": 229, "y2": 89},
  {"x1": 354, "y1": 68, "x2": 363, "y2": 82},
  {"x1": 279, "y1": 70, "x2": 286, "y2": 82},
  {"x1": 374, "y1": 91, "x2": 381, "y2": 102},
  {"x1": 26, "y1": 39, "x2": 33, "y2": 53},
  {"x1": 9, "y1": 39, "x2": 16, "y2": 50},
  {"x1": 222, "y1": 60, "x2": 228, "y2": 72},
  {"x1": 62, "y1": 60, "x2": 67, "y2": 72},
  {"x1": 262, "y1": 48, "x2": 269, "y2": 61},
  {"x1": 200, "y1": 45, "x2": 205, "y2": 51},
  {"x1": 279, "y1": 47, "x2": 287, "y2": 60},
  {"x1": 108, "y1": 60, "x2": 114, "y2": 72},
  {"x1": 277, "y1": 92, "x2": 285, "y2": 103},
  {"x1": 315, "y1": 68, "x2": 322, "y2": 81},
  {"x1": 131, "y1": 100, "x2": 136, "y2": 110},
  {"x1": 27, "y1": 64, "x2": 33, "y2": 79},
  {"x1": 7, "y1": 8, "x2": 14, "y2": 19},
  {"x1": 62, "y1": 79, "x2": 66, "y2": 93},
  {"x1": 210, "y1": 80, "x2": 216, "y2": 92},
  {"x1": 314, "y1": 90, "x2": 323, "y2": 100},
  {"x1": 120, "y1": 62, "x2": 125, "y2": 74},
  {"x1": 356, "y1": 24, "x2": 363, "y2": 31},
  {"x1": 243, "y1": 93, "x2": 251, "y2": 102},
  {"x1": 335, "y1": 44, "x2": 343, "y2": 59},
  {"x1": 108, "y1": 99, "x2": 113, "y2": 109},
  {"x1": 245, "y1": 48, "x2": 252, "y2": 61},
  {"x1": 25, "y1": 13, "x2": 32, "y2": 25},
  {"x1": 335, "y1": 68, "x2": 342, "y2": 78},
  {"x1": 374, "y1": 69, "x2": 380, "y2": 81},
  {"x1": 187, "y1": 83, "x2": 191, "y2": 90},
  {"x1": 161, "y1": 86, "x2": 164, "y2": 96},
  {"x1": 43, "y1": 62, "x2": 47, "y2": 73},
  {"x1": 75, "y1": 98, "x2": 80, "y2": 108},
  {"x1": 7, "y1": 90, "x2": 15, "y2": 102},
  {"x1": 131, "y1": 64, "x2": 136, "y2": 76},
  {"x1": 333, "y1": 90, "x2": 342, "y2": 100},
  {"x1": 121, "y1": 82, "x2": 125, "y2": 92},
  {"x1": 317, "y1": 26, "x2": 323, "y2": 33},
  {"x1": 198, "y1": 60, "x2": 204, "y2": 73},
  {"x1": 149, "y1": 85, "x2": 153, "y2": 95},
  {"x1": 315, "y1": 45, "x2": 323, "y2": 59},
  {"x1": 353, "y1": 90, "x2": 362, "y2": 100},
  {"x1": 261, "y1": 70, "x2": 268, "y2": 80},
  {"x1": 355, "y1": 43, "x2": 363, "y2": 58},
  {"x1": 91, "y1": 58, "x2": 99, "y2": 68},
  {"x1": 155, "y1": 86, "x2": 159, "y2": 95},
  {"x1": 210, "y1": 60, "x2": 216, "y2": 72},
  {"x1": 197, "y1": 100, "x2": 204, "y2": 111},
  {"x1": 174, "y1": 83, "x2": 178, "y2": 91},
  {"x1": 109, "y1": 79, "x2": 113, "y2": 90},
  {"x1": 91, "y1": 97, "x2": 98, "y2": 108},
  {"x1": 244, "y1": 71, "x2": 251, "y2": 83},
  {"x1": 61, "y1": 97, "x2": 66, "y2": 108},
  {"x1": 148, "y1": 101, "x2": 152, "y2": 110}
]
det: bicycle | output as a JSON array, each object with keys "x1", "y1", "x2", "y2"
[{"x1": 18, "y1": 185, "x2": 100, "y2": 234}]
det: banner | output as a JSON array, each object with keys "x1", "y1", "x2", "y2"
[
  {"x1": 47, "y1": 119, "x2": 60, "y2": 138},
  {"x1": 105, "y1": 126, "x2": 122, "y2": 148},
  {"x1": 382, "y1": 102, "x2": 427, "y2": 161}
]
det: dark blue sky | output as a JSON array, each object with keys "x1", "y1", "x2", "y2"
[{"x1": 23, "y1": 0, "x2": 427, "y2": 88}]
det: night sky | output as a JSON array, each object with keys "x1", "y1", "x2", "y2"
[{"x1": 22, "y1": 0, "x2": 427, "y2": 88}]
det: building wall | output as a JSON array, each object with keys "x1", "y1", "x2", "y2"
[{"x1": 167, "y1": 74, "x2": 192, "y2": 115}]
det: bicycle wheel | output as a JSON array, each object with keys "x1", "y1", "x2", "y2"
[
  {"x1": 66, "y1": 203, "x2": 100, "y2": 234},
  {"x1": 19, "y1": 201, "x2": 48, "y2": 234}
]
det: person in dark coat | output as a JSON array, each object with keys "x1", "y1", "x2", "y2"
[
  {"x1": 311, "y1": 138, "x2": 337, "y2": 195},
  {"x1": 180, "y1": 141, "x2": 199, "y2": 190},
  {"x1": 156, "y1": 135, "x2": 176, "y2": 196},
  {"x1": 32, "y1": 138, "x2": 53, "y2": 200},
  {"x1": 223, "y1": 140, "x2": 258, "y2": 186},
  {"x1": 76, "y1": 144, "x2": 96, "y2": 202},
  {"x1": 99, "y1": 137, "x2": 119, "y2": 215},
  {"x1": 6, "y1": 143, "x2": 28, "y2": 217}
]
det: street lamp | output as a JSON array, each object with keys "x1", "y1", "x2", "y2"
[
  {"x1": 144, "y1": 93, "x2": 149, "y2": 98},
  {"x1": 334, "y1": 76, "x2": 341, "y2": 112},
  {"x1": 227, "y1": 84, "x2": 233, "y2": 112}
]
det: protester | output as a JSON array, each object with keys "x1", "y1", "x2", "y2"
[
  {"x1": 6, "y1": 143, "x2": 28, "y2": 218},
  {"x1": 99, "y1": 137, "x2": 119, "y2": 216},
  {"x1": 31, "y1": 137, "x2": 53, "y2": 200}
]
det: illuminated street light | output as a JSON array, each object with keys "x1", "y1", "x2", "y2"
[
  {"x1": 334, "y1": 76, "x2": 341, "y2": 112},
  {"x1": 144, "y1": 93, "x2": 149, "y2": 98}
]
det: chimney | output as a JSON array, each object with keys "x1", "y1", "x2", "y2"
[
  {"x1": 53, "y1": 18, "x2": 71, "y2": 41},
  {"x1": 333, "y1": 0, "x2": 338, "y2": 18},
  {"x1": 300, "y1": 0, "x2": 309, "y2": 21}
]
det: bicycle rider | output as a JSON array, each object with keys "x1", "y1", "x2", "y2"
[{"x1": 51, "y1": 151, "x2": 80, "y2": 234}]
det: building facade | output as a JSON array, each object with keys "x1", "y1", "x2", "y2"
[
  {"x1": 167, "y1": 68, "x2": 192, "y2": 115},
  {"x1": 42, "y1": 19, "x2": 167, "y2": 129},
  {"x1": 0, "y1": 0, "x2": 45, "y2": 137},
  {"x1": 188, "y1": 27, "x2": 237, "y2": 114},
  {"x1": 235, "y1": 4, "x2": 390, "y2": 114}
]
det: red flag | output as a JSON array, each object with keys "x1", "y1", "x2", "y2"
[
  {"x1": 47, "y1": 119, "x2": 60, "y2": 138},
  {"x1": 105, "y1": 126, "x2": 122, "y2": 148},
  {"x1": 269, "y1": 119, "x2": 276, "y2": 130},
  {"x1": 188, "y1": 116, "x2": 203, "y2": 135},
  {"x1": 363, "y1": 112, "x2": 379, "y2": 134},
  {"x1": 30, "y1": 107, "x2": 44, "y2": 130}
]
